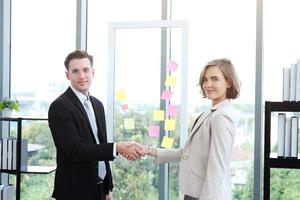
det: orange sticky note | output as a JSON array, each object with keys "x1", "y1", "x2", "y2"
[
  {"x1": 161, "y1": 136, "x2": 174, "y2": 149},
  {"x1": 124, "y1": 118, "x2": 134, "y2": 129},
  {"x1": 164, "y1": 119, "x2": 176, "y2": 131},
  {"x1": 116, "y1": 90, "x2": 127, "y2": 101},
  {"x1": 165, "y1": 75, "x2": 177, "y2": 87},
  {"x1": 153, "y1": 110, "x2": 165, "y2": 121}
]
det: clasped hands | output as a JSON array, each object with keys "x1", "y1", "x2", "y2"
[{"x1": 116, "y1": 141, "x2": 148, "y2": 160}]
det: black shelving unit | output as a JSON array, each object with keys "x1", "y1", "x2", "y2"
[
  {"x1": 0, "y1": 117, "x2": 56, "y2": 200},
  {"x1": 264, "y1": 101, "x2": 300, "y2": 200}
]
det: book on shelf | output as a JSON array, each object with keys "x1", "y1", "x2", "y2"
[
  {"x1": 277, "y1": 113, "x2": 286, "y2": 158},
  {"x1": 290, "y1": 64, "x2": 296, "y2": 101},
  {"x1": 1, "y1": 137, "x2": 28, "y2": 170},
  {"x1": 2, "y1": 138, "x2": 8, "y2": 170},
  {"x1": 284, "y1": 117, "x2": 291, "y2": 158},
  {"x1": 290, "y1": 117, "x2": 298, "y2": 158},
  {"x1": 296, "y1": 60, "x2": 300, "y2": 101},
  {"x1": 283, "y1": 67, "x2": 290, "y2": 101},
  {"x1": 0, "y1": 184, "x2": 15, "y2": 200}
]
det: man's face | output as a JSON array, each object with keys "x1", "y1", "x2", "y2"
[{"x1": 66, "y1": 58, "x2": 94, "y2": 96}]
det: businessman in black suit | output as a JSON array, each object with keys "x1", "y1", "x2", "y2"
[{"x1": 48, "y1": 50, "x2": 143, "y2": 200}]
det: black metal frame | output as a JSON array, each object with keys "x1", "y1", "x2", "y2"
[{"x1": 264, "y1": 101, "x2": 300, "y2": 200}]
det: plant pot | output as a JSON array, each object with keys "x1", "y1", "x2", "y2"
[{"x1": 1, "y1": 108, "x2": 13, "y2": 117}]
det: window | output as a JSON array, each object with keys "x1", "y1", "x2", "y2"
[{"x1": 11, "y1": 0, "x2": 76, "y2": 199}]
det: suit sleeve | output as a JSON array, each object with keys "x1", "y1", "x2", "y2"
[
  {"x1": 156, "y1": 148, "x2": 182, "y2": 164},
  {"x1": 199, "y1": 112, "x2": 235, "y2": 199}
]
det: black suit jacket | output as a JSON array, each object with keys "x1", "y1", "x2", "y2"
[{"x1": 48, "y1": 87, "x2": 114, "y2": 200}]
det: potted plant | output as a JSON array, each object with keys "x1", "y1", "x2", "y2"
[{"x1": 0, "y1": 98, "x2": 20, "y2": 117}]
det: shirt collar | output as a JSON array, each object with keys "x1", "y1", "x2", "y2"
[
  {"x1": 70, "y1": 86, "x2": 90, "y2": 104},
  {"x1": 211, "y1": 99, "x2": 230, "y2": 111}
]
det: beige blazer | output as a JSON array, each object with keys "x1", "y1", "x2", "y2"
[{"x1": 156, "y1": 99, "x2": 236, "y2": 199}]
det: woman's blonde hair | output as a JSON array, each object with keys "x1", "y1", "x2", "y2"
[{"x1": 199, "y1": 58, "x2": 241, "y2": 99}]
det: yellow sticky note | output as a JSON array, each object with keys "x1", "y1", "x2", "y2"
[
  {"x1": 153, "y1": 110, "x2": 165, "y2": 121},
  {"x1": 116, "y1": 90, "x2": 127, "y2": 101},
  {"x1": 161, "y1": 136, "x2": 174, "y2": 149},
  {"x1": 124, "y1": 118, "x2": 134, "y2": 129},
  {"x1": 165, "y1": 75, "x2": 177, "y2": 87},
  {"x1": 164, "y1": 119, "x2": 176, "y2": 131}
]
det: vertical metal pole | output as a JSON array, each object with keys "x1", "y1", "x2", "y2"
[
  {"x1": 159, "y1": 1, "x2": 170, "y2": 200},
  {"x1": 76, "y1": 0, "x2": 87, "y2": 50},
  {"x1": 0, "y1": 0, "x2": 11, "y2": 186},
  {"x1": 254, "y1": 0, "x2": 263, "y2": 199}
]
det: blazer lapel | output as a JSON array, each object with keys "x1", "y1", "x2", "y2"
[
  {"x1": 66, "y1": 87, "x2": 95, "y2": 139},
  {"x1": 189, "y1": 110, "x2": 212, "y2": 138},
  {"x1": 90, "y1": 98, "x2": 105, "y2": 143}
]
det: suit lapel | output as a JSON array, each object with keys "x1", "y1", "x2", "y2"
[
  {"x1": 189, "y1": 110, "x2": 212, "y2": 139},
  {"x1": 90, "y1": 97, "x2": 105, "y2": 143},
  {"x1": 66, "y1": 87, "x2": 95, "y2": 140}
]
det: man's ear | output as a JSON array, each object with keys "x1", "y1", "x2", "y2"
[{"x1": 65, "y1": 71, "x2": 69, "y2": 80}]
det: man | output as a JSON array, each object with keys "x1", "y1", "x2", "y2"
[{"x1": 48, "y1": 50, "x2": 143, "y2": 200}]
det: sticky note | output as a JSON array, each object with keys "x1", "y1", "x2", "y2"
[
  {"x1": 122, "y1": 104, "x2": 128, "y2": 110},
  {"x1": 161, "y1": 90, "x2": 173, "y2": 100},
  {"x1": 153, "y1": 110, "x2": 165, "y2": 121},
  {"x1": 161, "y1": 136, "x2": 174, "y2": 149},
  {"x1": 116, "y1": 90, "x2": 127, "y2": 101},
  {"x1": 166, "y1": 60, "x2": 179, "y2": 72},
  {"x1": 164, "y1": 119, "x2": 176, "y2": 131},
  {"x1": 165, "y1": 75, "x2": 177, "y2": 87},
  {"x1": 148, "y1": 125, "x2": 160, "y2": 137},
  {"x1": 167, "y1": 105, "x2": 178, "y2": 117},
  {"x1": 124, "y1": 118, "x2": 134, "y2": 129}
]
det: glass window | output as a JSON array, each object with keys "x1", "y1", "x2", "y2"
[
  {"x1": 172, "y1": 0, "x2": 256, "y2": 199},
  {"x1": 11, "y1": 0, "x2": 76, "y2": 199}
]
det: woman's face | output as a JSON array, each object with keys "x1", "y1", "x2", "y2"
[{"x1": 202, "y1": 66, "x2": 230, "y2": 105}]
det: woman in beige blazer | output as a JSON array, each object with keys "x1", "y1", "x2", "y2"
[{"x1": 142, "y1": 58, "x2": 240, "y2": 200}]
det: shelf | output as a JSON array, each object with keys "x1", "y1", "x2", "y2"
[
  {"x1": 0, "y1": 117, "x2": 47, "y2": 121},
  {"x1": 21, "y1": 166, "x2": 56, "y2": 174},
  {"x1": 265, "y1": 101, "x2": 300, "y2": 112},
  {"x1": 268, "y1": 158, "x2": 300, "y2": 169}
]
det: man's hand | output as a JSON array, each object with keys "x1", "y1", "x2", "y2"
[{"x1": 116, "y1": 141, "x2": 145, "y2": 160}]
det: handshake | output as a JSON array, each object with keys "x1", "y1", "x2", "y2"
[{"x1": 116, "y1": 141, "x2": 156, "y2": 160}]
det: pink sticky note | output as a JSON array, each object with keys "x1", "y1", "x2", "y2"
[
  {"x1": 166, "y1": 61, "x2": 179, "y2": 72},
  {"x1": 148, "y1": 125, "x2": 160, "y2": 137},
  {"x1": 167, "y1": 105, "x2": 178, "y2": 117},
  {"x1": 122, "y1": 104, "x2": 128, "y2": 110},
  {"x1": 161, "y1": 90, "x2": 173, "y2": 100}
]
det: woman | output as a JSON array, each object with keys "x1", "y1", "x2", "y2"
[{"x1": 144, "y1": 58, "x2": 240, "y2": 200}]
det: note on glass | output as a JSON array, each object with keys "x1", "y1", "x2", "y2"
[
  {"x1": 167, "y1": 105, "x2": 178, "y2": 117},
  {"x1": 124, "y1": 118, "x2": 134, "y2": 129},
  {"x1": 161, "y1": 136, "x2": 174, "y2": 149},
  {"x1": 122, "y1": 104, "x2": 128, "y2": 111},
  {"x1": 166, "y1": 60, "x2": 179, "y2": 72},
  {"x1": 116, "y1": 90, "x2": 127, "y2": 101},
  {"x1": 165, "y1": 75, "x2": 177, "y2": 87},
  {"x1": 161, "y1": 90, "x2": 173, "y2": 100},
  {"x1": 164, "y1": 119, "x2": 176, "y2": 131},
  {"x1": 148, "y1": 125, "x2": 160, "y2": 137},
  {"x1": 153, "y1": 110, "x2": 165, "y2": 121}
]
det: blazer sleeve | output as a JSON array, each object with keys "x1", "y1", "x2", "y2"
[
  {"x1": 199, "y1": 112, "x2": 235, "y2": 199},
  {"x1": 156, "y1": 148, "x2": 182, "y2": 164}
]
